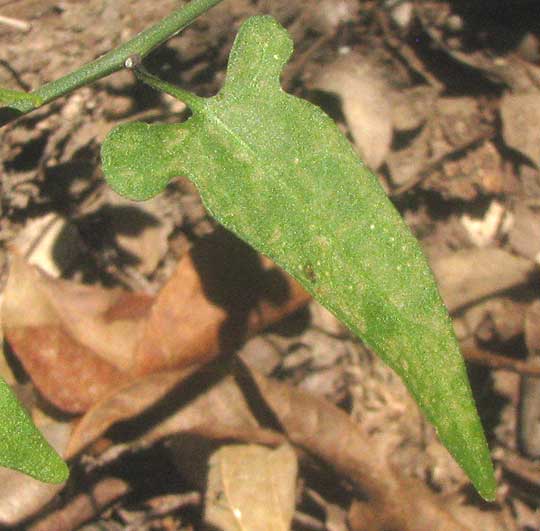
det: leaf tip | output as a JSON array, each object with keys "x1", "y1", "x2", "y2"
[
  {"x1": 40, "y1": 456, "x2": 70, "y2": 484},
  {"x1": 470, "y1": 453, "x2": 497, "y2": 502}
]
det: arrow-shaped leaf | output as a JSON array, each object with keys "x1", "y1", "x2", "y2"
[
  {"x1": 0, "y1": 376, "x2": 68, "y2": 483},
  {"x1": 102, "y1": 15, "x2": 495, "y2": 500}
]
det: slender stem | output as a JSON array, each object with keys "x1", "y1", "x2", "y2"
[
  {"x1": 131, "y1": 65, "x2": 204, "y2": 111},
  {"x1": 5, "y1": 0, "x2": 224, "y2": 117}
]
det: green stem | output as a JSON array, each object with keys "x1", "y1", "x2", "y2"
[
  {"x1": 131, "y1": 65, "x2": 205, "y2": 111},
  {"x1": 6, "y1": 0, "x2": 224, "y2": 117}
]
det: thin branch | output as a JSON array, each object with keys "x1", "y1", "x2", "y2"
[
  {"x1": 0, "y1": 14, "x2": 31, "y2": 32},
  {"x1": 1, "y1": 0, "x2": 225, "y2": 123},
  {"x1": 464, "y1": 346, "x2": 540, "y2": 378}
]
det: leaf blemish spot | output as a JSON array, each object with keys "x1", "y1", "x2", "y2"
[{"x1": 303, "y1": 263, "x2": 316, "y2": 283}]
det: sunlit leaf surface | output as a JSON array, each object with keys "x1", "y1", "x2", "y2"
[
  {"x1": 102, "y1": 15, "x2": 495, "y2": 500},
  {"x1": 0, "y1": 377, "x2": 68, "y2": 483},
  {"x1": 0, "y1": 87, "x2": 41, "y2": 108}
]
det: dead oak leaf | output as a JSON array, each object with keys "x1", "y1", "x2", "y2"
[{"x1": 3, "y1": 231, "x2": 310, "y2": 413}]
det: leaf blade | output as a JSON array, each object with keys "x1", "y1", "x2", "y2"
[
  {"x1": 0, "y1": 377, "x2": 68, "y2": 483},
  {"x1": 102, "y1": 15, "x2": 495, "y2": 500},
  {"x1": 0, "y1": 87, "x2": 42, "y2": 109}
]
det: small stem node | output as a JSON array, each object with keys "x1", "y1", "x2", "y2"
[{"x1": 125, "y1": 54, "x2": 143, "y2": 70}]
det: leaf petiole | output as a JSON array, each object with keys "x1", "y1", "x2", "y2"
[{"x1": 125, "y1": 56, "x2": 204, "y2": 112}]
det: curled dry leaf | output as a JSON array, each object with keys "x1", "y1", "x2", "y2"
[
  {"x1": 3, "y1": 230, "x2": 309, "y2": 414},
  {"x1": 205, "y1": 444, "x2": 297, "y2": 531},
  {"x1": 66, "y1": 366, "x2": 286, "y2": 459},
  {"x1": 65, "y1": 368, "x2": 201, "y2": 458},
  {"x1": 66, "y1": 360, "x2": 473, "y2": 531},
  {"x1": 132, "y1": 229, "x2": 309, "y2": 376},
  {"x1": 2, "y1": 254, "x2": 148, "y2": 413}
]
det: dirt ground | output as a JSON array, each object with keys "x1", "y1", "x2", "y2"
[{"x1": 1, "y1": 0, "x2": 540, "y2": 530}]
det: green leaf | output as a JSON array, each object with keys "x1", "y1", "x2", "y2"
[
  {"x1": 0, "y1": 376, "x2": 68, "y2": 483},
  {"x1": 0, "y1": 87, "x2": 42, "y2": 109},
  {"x1": 102, "y1": 15, "x2": 496, "y2": 500}
]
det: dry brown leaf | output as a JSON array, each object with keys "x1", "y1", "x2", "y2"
[
  {"x1": 431, "y1": 248, "x2": 535, "y2": 312},
  {"x1": 0, "y1": 470, "x2": 65, "y2": 528},
  {"x1": 12, "y1": 213, "x2": 84, "y2": 277},
  {"x1": 416, "y1": 3, "x2": 532, "y2": 89},
  {"x1": 460, "y1": 201, "x2": 505, "y2": 248},
  {"x1": 307, "y1": 0, "x2": 356, "y2": 34},
  {"x1": 389, "y1": 86, "x2": 437, "y2": 132},
  {"x1": 205, "y1": 444, "x2": 297, "y2": 531},
  {"x1": 501, "y1": 91, "x2": 540, "y2": 166},
  {"x1": 28, "y1": 477, "x2": 130, "y2": 531},
  {"x1": 245, "y1": 368, "x2": 471, "y2": 531},
  {"x1": 67, "y1": 359, "x2": 471, "y2": 531},
  {"x1": 2, "y1": 254, "x2": 147, "y2": 412},
  {"x1": 3, "y1": 230, "x2": 309, "y2": 413},
  {"x1": 386, "y1": 124, "x2": 431, "y2": 187},
  {"x1": 310, "y1": 53, "x2": 392, "y2": 170},
  {"x1": 132, "y1": 229, "x2": 309, "y2": 376},
  {"x1": 508, "y1": 204, "x2": 540, "y2": 262},
  {"x1": 441, "y1": 494, "x2": 508, "y2": 531},
  {"x1": 65, "y1": 363, "x2": 285, "y2": 459},
  {"x1": 465, "y1": 297, "x2": 527, "y2": 343},
  {"x1": 65, "y1": 368, "x2": 199, "y2": 458}
]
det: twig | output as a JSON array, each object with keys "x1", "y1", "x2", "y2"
[
  {"x1": 244, "y1": 365, "x2": 473, "y2": 531},
  {"x1": 375, "y1": 7, "x2": 443, "y2": 91},
  {"x1": 1, "y1": 0, "x2": 225, "y2": 124},
  {"x1": 391, "y1": 130, "x2": 495, "y2": 196},
  {"x1": 0, "y1": 14, "x2": 31, "y2": 32},
  {"x1": 495, "y1": 448, "x2": 540, "y2": 500},
  {"x1": 293, "y1": 511, "x2": 326, "y2": 531},
  {"x1": 463, "y1": 347, "x2": 540, "y2": 378},
  {"x1": 0, "y1": 59, "x2": 32, "y2": 91},
  {"x1": 28, "y1": 477, "x2": 130, "y2": 531}
]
